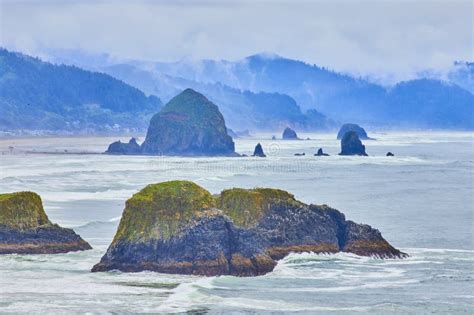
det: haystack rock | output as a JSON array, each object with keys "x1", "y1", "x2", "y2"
[
  {"x1": 141, "y1": 89, "x2": 236, "y2": 156},
  {"x1": 337, "y1": 123, "x2": 372, "y2": 140},
  {"x1": 282, "y1": 127, "x2": 298, "y2": 140},
  {"x1": 339, "y1": 131, "x2": 368, "y2": 156},
  {"x1": 105, "y1": 89, "x2": 236, "y2": 156},
  {"x1": 92, "y1": 181, "x2": 405, "y2": 277},
  {"x1": 0, "y1": 192, "x2": 91, "y2": 254}
]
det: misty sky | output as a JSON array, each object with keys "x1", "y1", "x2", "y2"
[{"x1": 1, "y1": 0, "x2": 472, "y2": 81}]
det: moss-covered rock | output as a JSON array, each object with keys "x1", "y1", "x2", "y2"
[
  {"x1": 112, "y1": 180, "x2": 215, "y2": 244},
  {"x1": 93, "y1": 181, "x2": 405, "y2": 276},
  {"x1": 140, "y1": 89, "x2": 236, "y2": 156},
  {"x1": 216, "y1": 188, "x2": 298, "y2": 227},
  {"x1": 0, "y1": 192, "x2": 91, "y2": 254},
  {"x1": 0, "y1": 192, "x2": 50, "y2": 230}
]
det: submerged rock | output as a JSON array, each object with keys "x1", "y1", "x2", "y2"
[
  {"x1": 282, "y1": 127, "x2": 298, "y2": 140},
  {"x1": 252, "y1": 143, "x2": 266, "y2": 157},
  {"x1": 337, "y1": 123, "x2": 372, "y2": 140},
  {"x1": 294, "y1": 153, "x2": 305, "y2": 156},
  {"x1": 315, "y1": 148, "x2": 329, "y2": 156},
  {"x1": 0, "y1": 192, "x2": 91, "y2": 254},
  {"x1": 106, "y1": 138, "x2": 141, "y2": 155},
  {"x1": 93, "y1": 181, "x2": 405, "y2": 276},
  {"x1": 339, "y1": 131, "x2": 368, "y2": 156},
  {"x1": 386, "y1": 152, "x2": 394, "y2": 156}
]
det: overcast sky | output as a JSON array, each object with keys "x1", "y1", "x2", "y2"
[{"x1": 1, "y1": 0, "x2": 472, "y2": 81}]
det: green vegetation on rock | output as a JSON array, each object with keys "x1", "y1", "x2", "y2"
[
  {"x1": 140, "y1": 89, "x2": 235, "y2": 155},
  {"x1": 0, "y1": 192, "x2": 51, "y2": 229},
  {"x1": 113, "y1": 181, "x2": 215, "y2": 243},
  {"x1": 216, "y1": 188, "x2": 297, "y2": 227}
]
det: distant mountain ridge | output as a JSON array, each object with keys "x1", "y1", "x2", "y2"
[
  {"x1": 0, "y1": 48, "x2": 161, "y2": 134},
  {"x1": 141, "y1": 53, "x2": 473, "y2": 129},
  {"x1": 2, "y1": 48, "x2": 473, "y2": 133}
]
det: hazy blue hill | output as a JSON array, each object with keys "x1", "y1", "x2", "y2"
[
  {"x1": 149, "y1": 53, "x2": 473, "y2": 129},
  {"x1": 0, "y1": 49, "x2": 161, "y2": 133},
  {"x1": 101, "y1": 63, "x2": 332, "y2": 131},
  {"x1": 386, "y1": 79, "x2": 474, "y2": 129}
]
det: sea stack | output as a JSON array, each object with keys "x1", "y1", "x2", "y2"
[
  {"x1": 252, "y1": 143, "x2": 266, "y2": 157},
  {"x1": 0, "y1": 192, "x2": 91, "y2": 254},
  {"x1": 282, "y1": 127, "x2": 298, "y2": 140},
  {"x1": 141, "y1": 89, "x2": 235, "y2": 156},
  {"x1": 105, "y1": 89, "x2": 236, "y2": 156},
  {"x1": 93, "y1": 181, "x2": 405, "y2": 276},
  {"x1": 337, "y1": 123, "x2": 372, "y2": 140},
  {"x1": 315, "y1": 148, "x2": 329, "y2": 156},
  {"x1": 386, "y1": 152, "x2": 394, "y2": 156},
  {"x1": 339, "y1": 131, "x2": 368, "y2": 156}
]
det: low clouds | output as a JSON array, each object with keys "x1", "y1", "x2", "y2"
[{"x1": 1, "y1": 0, "x2": 472, "y2": 82}]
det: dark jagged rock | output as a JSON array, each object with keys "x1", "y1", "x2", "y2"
[
  {"x1": 252, "y1": 143, "x2": 266, "y2": 157},
  {"x1": 315, "y1": 148, "x2": 329, "y2": 156},
  {"x1": 0, "y1": 192, "x2": 91, "y2": 254},
  {"x1": 386, "y1": 152, "x2": 394, "y2": 156},
  {"x1": 282, "y1": 127, "x2": 298, "y2": 140},
  {"x1": 339, "y1": 131, "x2": 368, "y2": 156},
  {"x1": 106, "y1": 138, "x2": 141, "y2": 155},
  {"x1": 294, "y1": 153, "x2": 305, "y2": 156},
  {"x1": 337, "y1": 123, "x2": 372, "y2": 140},
  {"x1": 141, "y1": 89, "x2": 235, "y2": 156},
  {"x1": 93, "y1": 181, "x2": 405, "y2": 276}
]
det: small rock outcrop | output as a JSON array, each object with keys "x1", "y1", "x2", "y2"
[
  {"x1": 0, "y1": 192, "x2": 91, "y2": 254},
  {"x1": 282, "y1": 127, "x2": 298, "y2": 140},
  {"x1": 315, "y1": 148, "x2": 329, "y2": 156},
  {"x1": 93, "y1": 181, "x2": 405, "y2": 276},
  {"x1": 294, "y1": 153, "x2": 305, "y2": 156},
  {"x1": 337, "y1": 123, "x2": 372, "y2": 140},
  {"x1": 106, "y1": 138, "x2": 141, "y2": 155},
  {"x1": 252, "y1": 143, "x2": 266, "y2": 157},
  {"x1": 339, "y1": 131, "x2": 368, "y2": 156},
  {"x1": 386, "y1": 152, "x2": 394, "y2": 156}
]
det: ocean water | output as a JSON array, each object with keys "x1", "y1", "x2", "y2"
[{"x1": 0, "y1": 132, "x2": 473, "y2": 314}]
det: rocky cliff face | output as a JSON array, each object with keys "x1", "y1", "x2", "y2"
[
  {"x1": 0, "y1": 192, "x2": 91, "y2": 254},
  {"x1": 141, "y1": 89, "x2": 235, "y2": 156},
  {"x1": 337, "y1": 123, "x2": 371, "y2": 140},
  {"x1": 92, "y1": 181, "x2": 405, "y2": 276},
  {"x1": 339, "y1": 131, "x2": 368, "y2": 156}
]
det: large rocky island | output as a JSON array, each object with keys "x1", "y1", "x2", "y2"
[
  {"x1": 0, "y1": 192, "x2": 91, "y2": 254},
  {"x1": 92, "y1": 181, "x2": 405, "y2": 276},
  {"x1": 106, "y1": 88, "x2": 236, "y2": 156}
]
